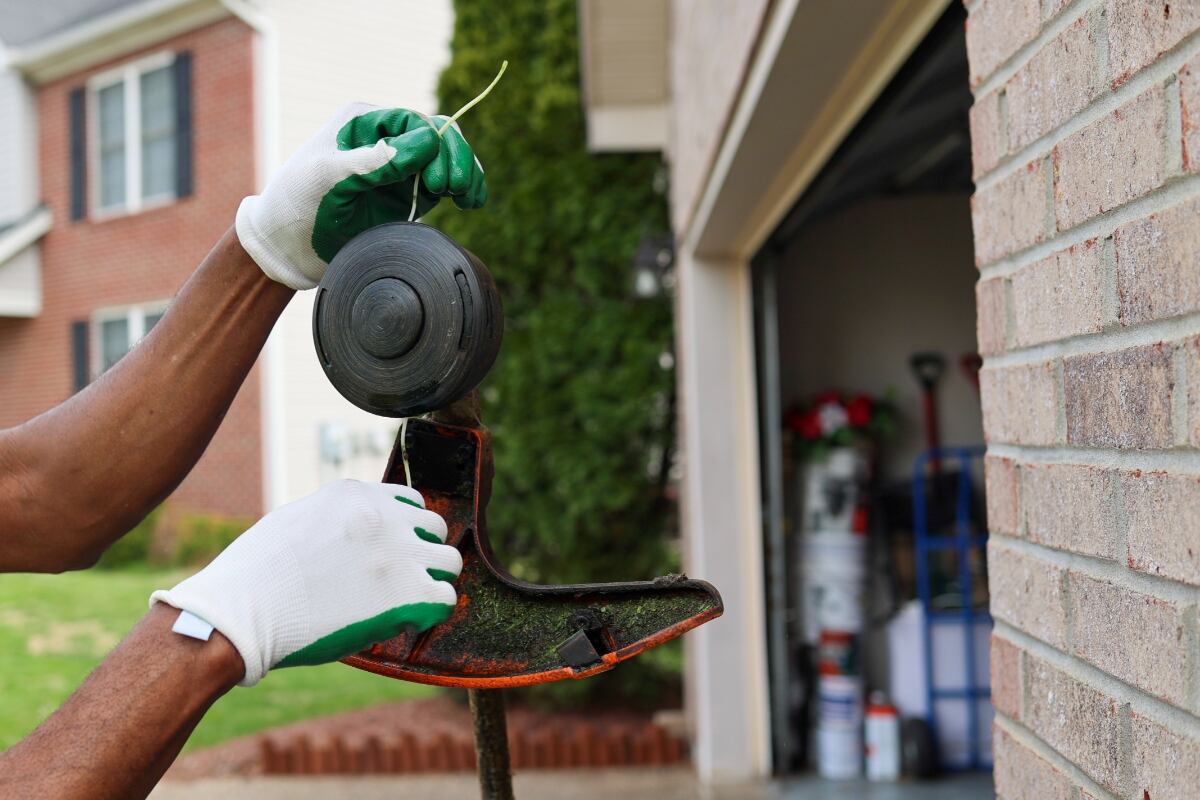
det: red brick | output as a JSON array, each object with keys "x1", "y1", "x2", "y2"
[
  {"x1": 1063, "y1": 343, "x2": 1174, "y2": 449},
  {"x1": 1122, "y1": 469, "x2": 1200, "y2": 586},
  {"x1": 1181, "y1": 52, "x2": 1200, "y2": 172},
  {"x1": 970, "y1": 89, "x2": 1007, "y2": 179},
  {"x1": 984, "y1": 455, "x2": 1020, "y2": 536},
  {"x1": 1010, "y1": 238, "x2": 1106, "y2": 347},
  {"x1": 1053, "y1": 85, "x2": 1167, "y2": 231},
  {"x1": 988, "y1": 540, "x2": 1068, "y2": 648},
  {"x1": 1108, "y1": 0, "x2": 1200, "y2": 88},
  {"x1": 1115, "y1": 197, "x2": 1200, "y2": 325},
  {"x1": 965, "y1": 0, "x2": 1042, "y2": 87},
  {"x1": 1068, "y1": 571, "x2": 1193, "y2": 706},
  {"x1": 980, "y1": 361, "x2": 1059, "y2": 445},
  {"x1": 1005, "y1": 10, "x2": 1101, "y2": 151},
  {"x1": 1132, "y1": 712, "x2": 1200, "y2": 800},
  {"x1": 990, "y1": 634, "x2": 1022, "y2": 720},
  {"x1": 993, "y1": 725, "x2": 1074, "y2": 800},
  {"x1": 1, "y1": 19, "x2": 264, "y2": 521},
  {"x1": 1022, "y1": 462, "x2": 1119, "y2": 560},
  {"x1": 1024, "y1": 655, "x2": 1124, "y2": 793},
  {"x1": 976, "y1": 277, "x2": 1008, "y2": 355},
  {"x1": 972, "y1": 159, "x2": 1050, "y2": 265}
]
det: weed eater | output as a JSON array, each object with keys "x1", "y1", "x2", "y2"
[{"x1": 312, "y1": 219, "x2": 721, "y2": 797}]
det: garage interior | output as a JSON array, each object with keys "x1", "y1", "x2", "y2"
[{"x1": 752, "y1": 5, "x2": 994, "y2": 789}]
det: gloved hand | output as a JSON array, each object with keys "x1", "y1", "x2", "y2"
[
  {"x1": 150, "y1": 480, "x2": 462, "y2": 686},
  {"x1": 236, "y1": 103, "x2": 488, "y2": 290}
]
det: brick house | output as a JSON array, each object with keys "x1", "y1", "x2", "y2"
[
  {"x1": 0, "y1": 0, "x2": 452, "y2": 528},
  {"x1": 581, "y1": 0, "x2": 1200, "y2": 795}
]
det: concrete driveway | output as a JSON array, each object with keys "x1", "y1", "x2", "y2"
[{"x1": 150, "y1": 769, "x2": 995, "y2": 799}]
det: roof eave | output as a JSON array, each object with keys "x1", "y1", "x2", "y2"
[{"x1": 7, "y1": 0, "x2": 231, "y2": 84}]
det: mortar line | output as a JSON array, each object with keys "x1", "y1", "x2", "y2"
[
  {"x1": 1042, "y1": 153, "x2": 1057, "y2": 244},
  {"x1": 1173, "y1": 345, "x2": 1190, "y2": 446},
  {"x1": 988, "y1": 441, "x2": 1200, "y2": 472},
  {"x1": 973, "y1": 0, "x2": 1101, "y2": 100},
  {"x1": 978, "y1": 171, "x2": 1200, "y2": 280},
  {"x1": 1186, "y1": 606, "x2": 1200, "y2": 716},
  {"x1": 1054, "y1": 357, "x2": 1068, "y2": 445},
  {"x1": 1111, "y1": 465, "x2": 1129, "y2": 584},
  {"x1": 996, "y1": 621, "x2": 1200, "y2": 739},
  {"x1": 982, "y1": 306, "x2": 1200, "y2": 368},
  {"x1": 991, "y1": 533, "x2": 1200, "y2": 606},
  {"x1": 1099, "y1": 234, "x2": 1120, "y2": 329},
  {"x1": 976, "y1": 15, "x2": 1200, "y2": 189},
  {"x1": 1091, "y1": 0, "x2": 1110, "y2": 100},
  {"x1": 1014, "y1": 459, "x2": 1027, "y2": 537},
  {"x1": 993, "y1": 708, "x2": 1122, "y2": 800},
  {"x1": 1166, "y1": 74, "x2": 1184, "y2": 179},
  {"x1": 998, "y1": 85, "x2": 1011, "y2": 162},
  {"x1": 1002, "y1": 272, "x2": 1017, "y2": 352},
  {"x1": 1118, "y1": 700, "x2": 1135, "y2": 800}
]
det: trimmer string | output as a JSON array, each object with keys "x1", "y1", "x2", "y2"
[{"x1": 407, "y1": 60, "x2": 508, "y2": 223}]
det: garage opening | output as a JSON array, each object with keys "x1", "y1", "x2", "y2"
[{"x1": 752, "y1": 5, "x2": 994, "y2": 787}]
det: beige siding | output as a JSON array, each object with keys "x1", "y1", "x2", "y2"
[
  {"x1": 262, "y1": 0, "x2": 453, "y2": 505},
  {"x1": 0, "y1": 65, "x2": 37, "y2": 221},
  {"x1": 668, "y1": 0, "x2": 769, "y2": 234}
]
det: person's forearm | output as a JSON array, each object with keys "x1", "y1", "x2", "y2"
[
  {"x1": 0, "y1": 226, "x2": 293, "y2": 572},
  {"x1": 0, "y1": 603, "x2": 243, "y2": 799}
]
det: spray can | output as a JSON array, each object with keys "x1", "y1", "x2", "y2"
[{"x1": 865, "y1": 693, "x2": 900, "y2": 781}]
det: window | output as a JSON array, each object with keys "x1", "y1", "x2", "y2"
[
  {"x1": 93, "y1": 303, "x2": 168, "y2": 375},
  {"x1": 90, "y1": 53, "x2": 178, "y2": 214}
]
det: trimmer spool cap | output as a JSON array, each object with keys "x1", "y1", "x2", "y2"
[{"x1": 313, "y1": 222, "x2": 503, "y2": 417}]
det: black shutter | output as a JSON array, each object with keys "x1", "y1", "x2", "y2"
[
  {"x1": 71, "y1": 321, "x2": 89, "y2": 391},
  {"x1": 174, "y1": 51, "x2": 193, "y2": 198},
  {"x1": 69, "y1": 87, "x2": 86, "y2": 220}
]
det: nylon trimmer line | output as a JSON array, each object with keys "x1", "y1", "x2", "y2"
[{"x1": 408, "y1": 60, "x2": 508, "y2": 222}]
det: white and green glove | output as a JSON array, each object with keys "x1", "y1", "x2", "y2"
[
  {"x1": 150, "y1": 480, "x2": 462, "y2": 686},
  {"x1": 236, "y1": 102, "x2": 488, "y2": 290}
]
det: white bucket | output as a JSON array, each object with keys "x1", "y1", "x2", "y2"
[
  {"x1": 817, "y1": 723, "x2": 862, "y2": 780},
  {"x1": 800, "y1": 533, "x2": 867, "y2": 642},
  {"x1": 801, "y1": 447, "x2": 866, "y2": 533},
  {"x1": 817, "y1": 674, "x2": 864, "y2": 726}
]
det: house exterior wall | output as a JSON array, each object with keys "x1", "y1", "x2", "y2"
[
  {"x1": 0, "y1": 62, "x2": 37, "y2": 221},
  {"x1": 968, "y1": 1, "x2": 1200, "y2": 797},
  {"x1": 258, "y1": 0, "x2": 453, "y2": 507},
  {"x1": 0, "y1": 16, "x2": 261, "y2": 520},
  {"x1": 668, "y1": 0, "x2": 769, "y2": 236}
]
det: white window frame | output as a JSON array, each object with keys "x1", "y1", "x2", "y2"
[
  {"x1": 91, "y1": 300, "x2": 170, "y2": 378},
  {"x1": 87, "y1": 50, "x2": 178, "y2": 218}
]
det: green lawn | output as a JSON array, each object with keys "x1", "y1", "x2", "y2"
[{"x1": 0, "y1": 569, "x2": 434, "y2": 751}]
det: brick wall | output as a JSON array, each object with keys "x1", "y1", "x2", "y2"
[
  {"x1": 0, "y1": 16, "x2": 262, "y2": 521},
  {"x1": 968, "y1": 1, "x2": 1200, "y2": 798}
]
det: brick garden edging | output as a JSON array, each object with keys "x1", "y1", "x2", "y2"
[
  {"x1": 259, "y1": 719, "x2": 686, "y2": 775},
  {"x1": 165, "y1": 698, "x2": 688, "y2": 780}
]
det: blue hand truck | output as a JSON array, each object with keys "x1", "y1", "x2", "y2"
[{"x1": 911, "y1": 445, "x2": 991, "y2": 771}]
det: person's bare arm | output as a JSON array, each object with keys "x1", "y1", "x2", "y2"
[
  {"x1": 0, "y1": 603, "x2": 243, "y2": 800},
  {"x1": 0, "y1": 227, "x2": 293, "y2": 572},
  {"x1": 0, "y1": 480, "x2": 461, "y2": 799}
]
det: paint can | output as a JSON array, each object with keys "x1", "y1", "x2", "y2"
[{"x1": 865, "y1": 694, "x2": 901, "y2": 781}]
